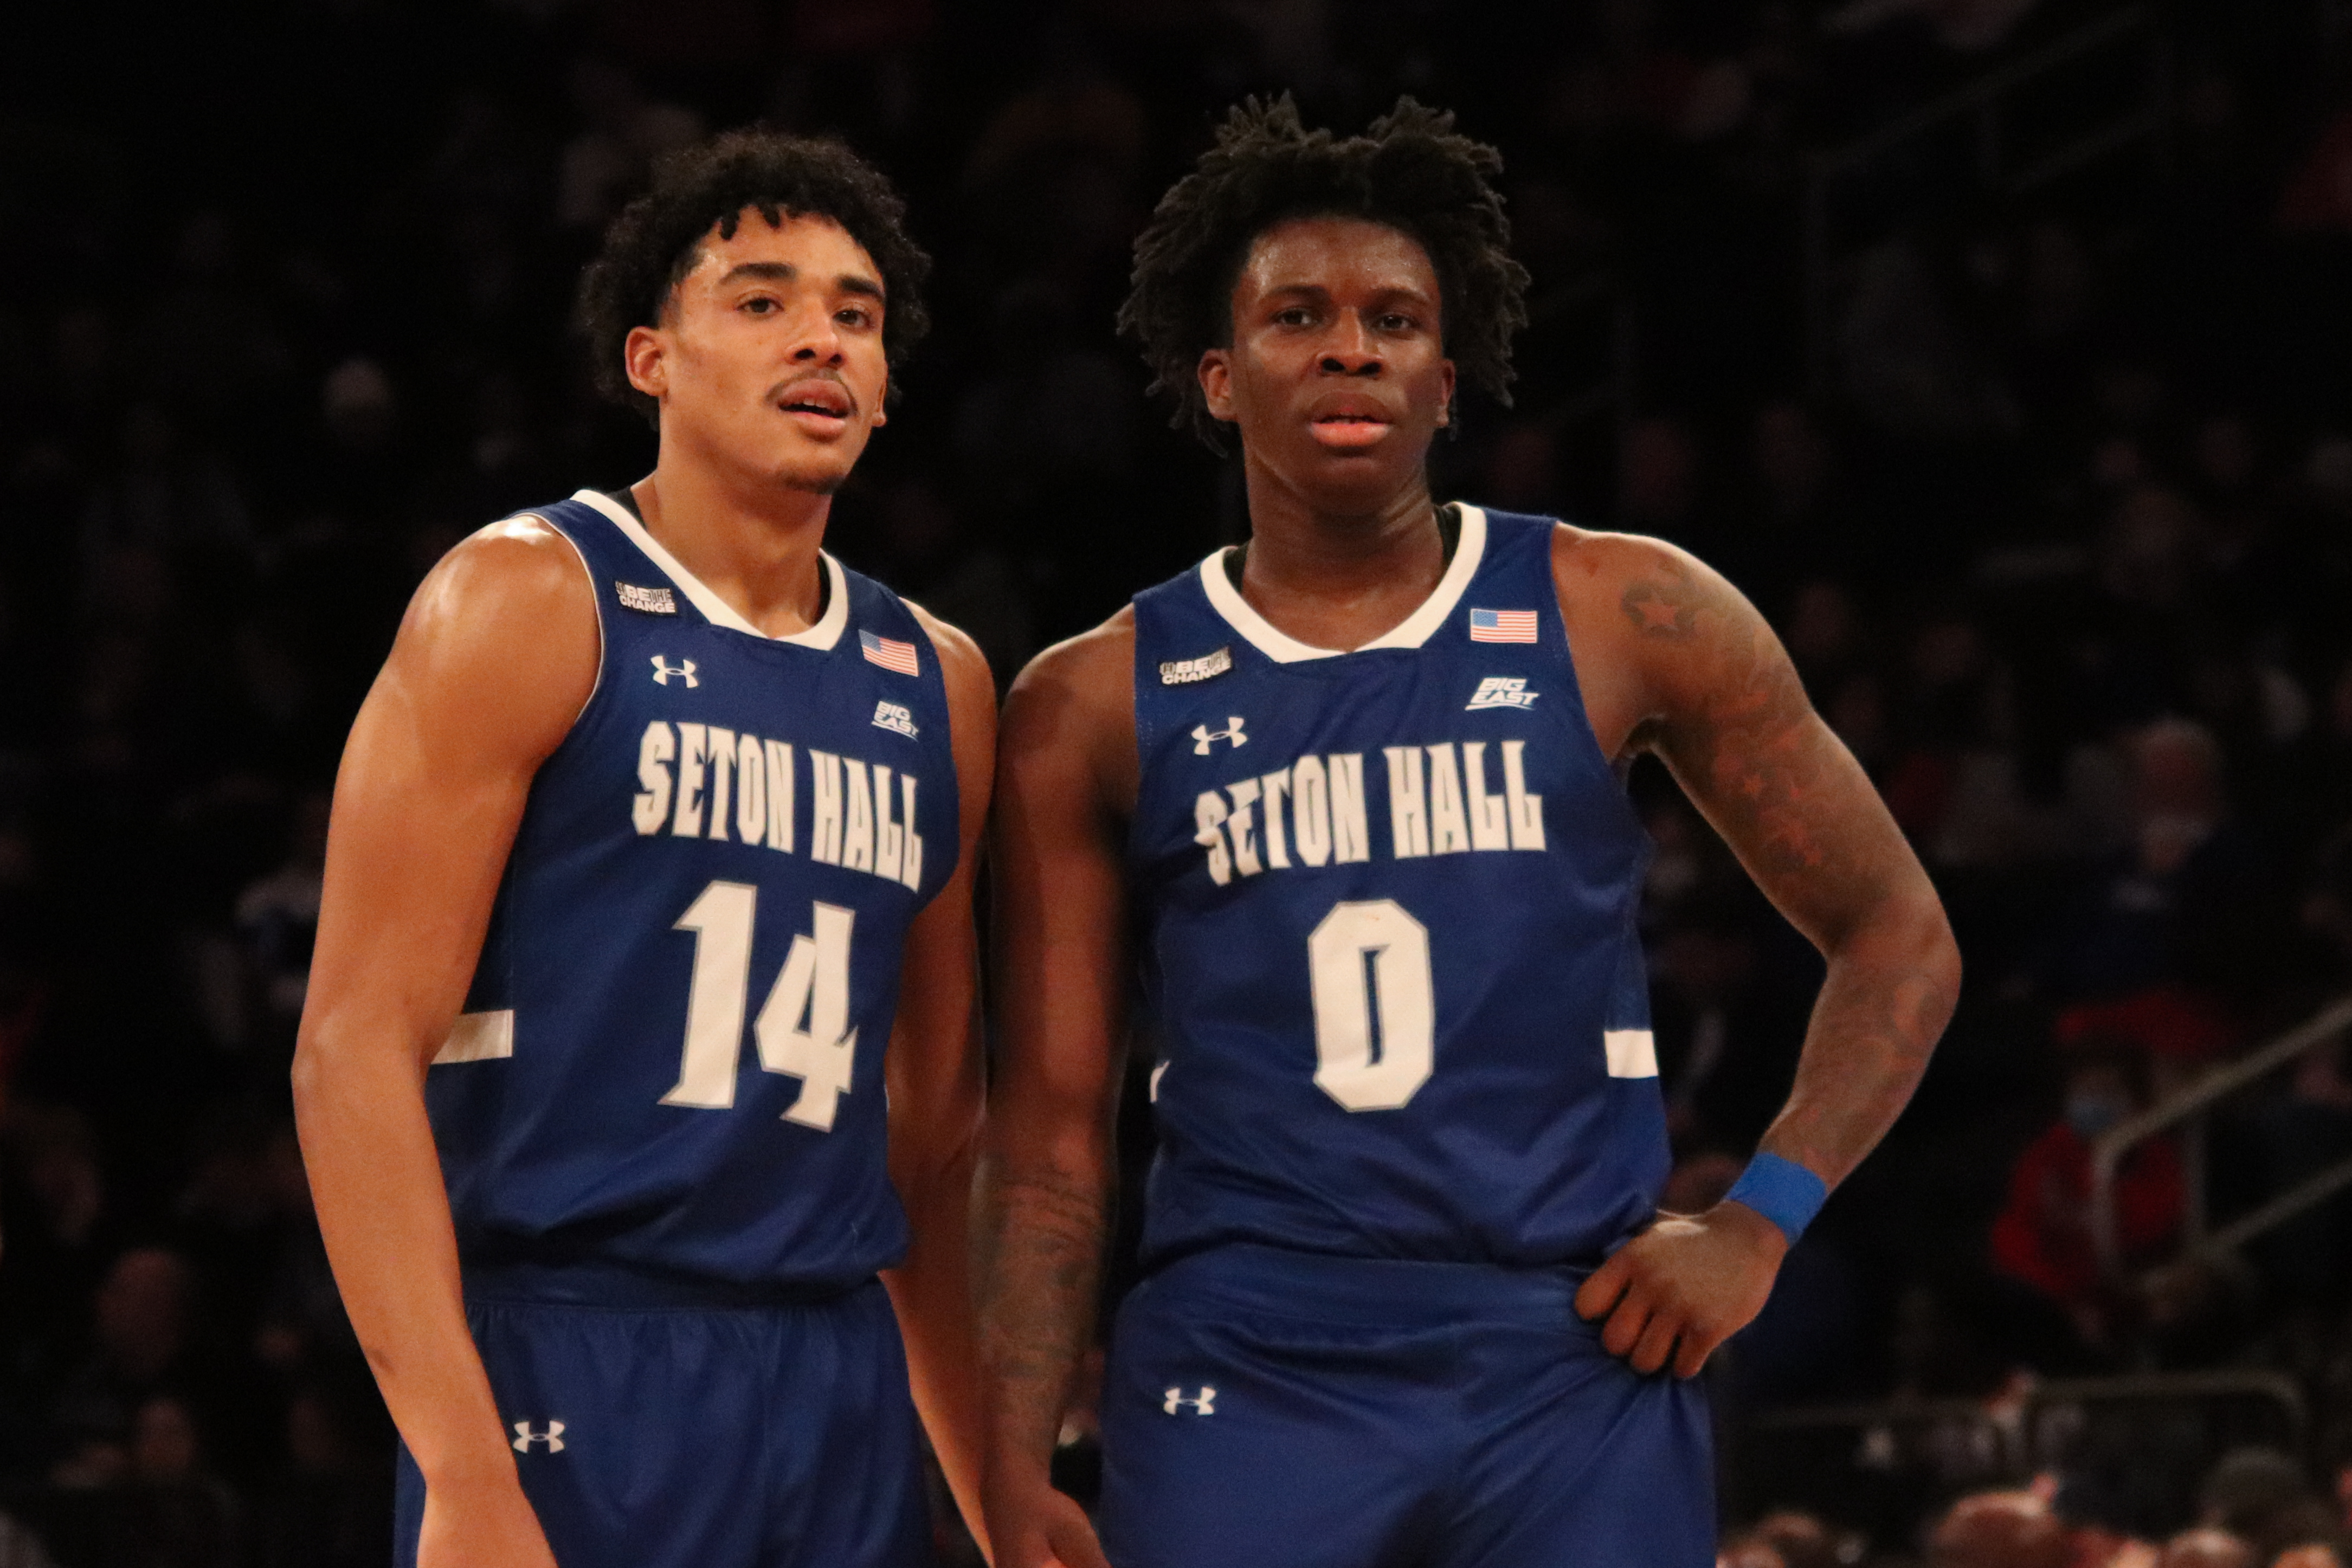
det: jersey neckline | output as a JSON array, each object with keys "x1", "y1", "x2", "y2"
[
  {"x1": 571, "y1": 488, "x2": 849, "y2": 651},
  {"x1": 1195, "y1": 504, "x2": 1489, "y2": 663}
]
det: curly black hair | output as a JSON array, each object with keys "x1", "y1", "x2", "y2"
[
  {"x1": 1118, "y1": 95, "x2": 1530, "y2": 449},
  {"x1": 576, "y1": 128, "x2": 932, "y2": 424}
]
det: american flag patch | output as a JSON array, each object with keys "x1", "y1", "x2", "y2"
[
  {"x1": 860, "y1": 629, "x2": 920, "y2": 676},
  {"x1": 1468, "y1": 608, "x2": 1539, "y2": 643}
]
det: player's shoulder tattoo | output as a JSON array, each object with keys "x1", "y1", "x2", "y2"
[
  {"x1": 1608, "y1": 545, "x2": 1845, "y2": 879},
  {"x1": 1612, "y1": 545, "x2": 1723, "y2": 644}
]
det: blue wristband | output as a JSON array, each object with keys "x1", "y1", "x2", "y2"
[{"x1": 1725, "y1": 1152, "x2": 1827, "y2": 1246}]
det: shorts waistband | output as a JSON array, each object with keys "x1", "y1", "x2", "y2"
[
  {"x1": 461, "y1": 1257, "x2": 871, "y2": 1311},
  {"x1": 1144, "y1": 1243, "x2": 1597, "y2": 1327}
]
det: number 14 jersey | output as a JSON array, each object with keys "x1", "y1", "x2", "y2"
[
  {"x1": 1129, "y1": 505, "x2": 1665, "y2": 1272},
  {"x1": 425, "y1": 491, "x2": 959, "y2": 1293}
]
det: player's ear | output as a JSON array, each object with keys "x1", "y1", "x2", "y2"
[
  {"x1": 1198, "y1": 349, "x2": 1236, "y2": 423},
  {"x1": 872, "y1": 370, "x2": 888, "y2": 428},
  {"x1": 623, "y1": 325, "x2": 668, "y2": 401},
  {"x1": 1434, "y1": 357, "x2": 1457, "y2": 428}
]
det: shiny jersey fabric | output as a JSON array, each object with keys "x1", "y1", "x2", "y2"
[
  {"x1": 1127, "y1": 504, "x2": 1665, "y2": 1269},
  {"x1": 426, "y1": 490, "x2": 959, "y2": 1293}
]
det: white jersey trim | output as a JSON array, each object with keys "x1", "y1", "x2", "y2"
[
  {"x1": 435, "y1": 1009, "x2": 515, "y2": 1064},
  {"x1": 504, "y1": 511, "x2": 605, "y2": 726},
  {"x1": 1603, "y1": 1028, "x2": 1659, "y2": 1079},
  {"x1": 1197, "y1": 504, "x2": 1488, "y2": 663},
  {"x1": 572, "y1": 488, "x2": 849, "y2": 650}
]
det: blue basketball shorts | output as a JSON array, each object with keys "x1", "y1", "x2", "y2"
[
  {"x1": 1097, "y1": 1244, "x2": 1715, "y2": 1568},
  {"x1": 394, "y1": 1268, "x2": 930, "y2": 1568}
]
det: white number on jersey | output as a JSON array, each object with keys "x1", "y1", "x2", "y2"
[
  {"x1": 1306, "y1": 899, "x2": 1434, "y2": 1111},
  {"x1": 659, "y1": 881, "x2": 859, "y2": 1131},
  {"x1": 755, "y1": 902, "x2": 859, "y2": 1130}
]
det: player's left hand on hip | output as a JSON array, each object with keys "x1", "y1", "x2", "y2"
[{"x1": 1572, "y1": 1201, "x2": 1788, "y2": 1378}]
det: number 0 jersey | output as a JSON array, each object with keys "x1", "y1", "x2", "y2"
[
  {"x1": 426, "y1": 491, "x2": 959, "y2": 1293},
  {"x1": 1129, "y1": 505, "x2": 1666, "y2": 1271}
]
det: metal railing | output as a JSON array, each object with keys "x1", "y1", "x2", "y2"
[
  {"x1": 2090, "y1": 993, "x2": 2352, "y2": 1269},
  {"x1": 1802, "y1": 4, "x2": 2173, "y2": 392}
]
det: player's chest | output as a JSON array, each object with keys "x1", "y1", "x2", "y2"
[
  {"x1": 1139, "y1": 656, "x2": 1615, "y2": 889},
  {"x1": 565, "y1": 630, "x2": 949, "y2": 895}
]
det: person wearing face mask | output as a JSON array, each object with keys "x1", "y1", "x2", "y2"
[{"x1": 1989, "y1": 1045, "x2": 2184, "y2": 1357}]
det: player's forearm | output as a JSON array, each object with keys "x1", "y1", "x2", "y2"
[
  {"x1": 975, "y1": 1139, "x2": 1112, "y2": 1489},
  {"x1": 1757, "y1": 891, "x2": 1958, "y2": 1188},
  {"x1": 291, "y1": 1017, "x2": 514, "y2": 1489},
  {"x1": 882, "y1": 1142, "x2": 990, "y2": 1556}
]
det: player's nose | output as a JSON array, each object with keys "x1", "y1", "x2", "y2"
[
  {"x1": 1317, "y1": 312, "x2": 1383, "y2": 376},
  {"x1": 783, "y1": 300, "x2": 846, "y2": 365}
]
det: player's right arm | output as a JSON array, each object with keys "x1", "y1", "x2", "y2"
[
  {"x1": 291, "y1": 519, "x2": 597, "y2": 1568},
  {"x1": 976, "y1": 611, "x2": 1138, "y2": 1568}
]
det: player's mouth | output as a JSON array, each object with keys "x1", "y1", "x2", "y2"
[
  {"x1": 775, "y1": 379, "x2": 854, "y2": 434},
  {"x1": 1309, "y1": 412, "x2": 1393, "y2": 451}
]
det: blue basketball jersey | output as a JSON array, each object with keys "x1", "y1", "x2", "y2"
[
  {"x1": 1129, "y1": 504, "x2": 1666, "y2": 1270},
  {"x1": 425, "y1": 489, "x2": 959, "y2": 1293}
]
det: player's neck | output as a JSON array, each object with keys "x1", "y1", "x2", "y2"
[
  {"x1": 1234, "y1": 462, "x2": 1449, "y2": 652},
  {"x1": 632, "y1": 459, "x2": 833, "y2": 638}
]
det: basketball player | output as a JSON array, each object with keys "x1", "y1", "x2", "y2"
[
  {"x1": 977, "y1": 99, "x2": 1960, "y2": 1568},
  {"x1": 293, "y1": 132, "x2": 992, "y2": 1568}
]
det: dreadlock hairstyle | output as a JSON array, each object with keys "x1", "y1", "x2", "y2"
[
  {"x1": 1118, "y1": 95, "x2": 1530, "y2": 450},
  {"x1": 576, "y1": 128, "x2": 932, "y2": 424}
]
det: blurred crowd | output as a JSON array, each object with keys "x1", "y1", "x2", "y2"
[
  {"x1": 7, "y1": 0, "x2": 2352, "y2": 1562},
  {"x1": 1718, "y1": 1443, "x2": 2352, "y2": 1568}
]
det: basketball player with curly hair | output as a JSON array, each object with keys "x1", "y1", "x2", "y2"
[
  {"x1": 295, "y1": 130, "x2": 992, "y2": 1568},
  {"x1": 978, "y1": 97, "x2": 1959, "y2": 1568}
]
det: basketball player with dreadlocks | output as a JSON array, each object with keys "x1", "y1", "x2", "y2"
[{"x1": 977, "y1": 99, "x2": 1960, "y2": 1568}]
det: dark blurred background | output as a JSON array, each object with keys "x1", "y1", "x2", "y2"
[{"x1": 8, "y1": 1, "x2": 2352, "y2": 1564}]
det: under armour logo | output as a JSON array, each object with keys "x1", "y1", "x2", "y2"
[
  {"x1": 1190, "y1": 718, "x2": 1247, "y2": 755},
  {"x1": 511, "y1": 1421, "x2": 566, "y2": 1453},
  {"x1": 650, "y1": 656, "x2": 698, "y2": 687},
  {"x1": 1163, "y1": 1386, "x2": 1216, "y2": 1415}
]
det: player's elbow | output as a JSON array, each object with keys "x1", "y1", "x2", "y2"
[
  {"x1": 1871, "y1": 887, "x2": 1962, "y2": 1022},
  {"x1": 1824, "y1": 876, "x2": 1957, "y2": 977},
  {"x1": 288, "y1": 1004, "x2": 410, "y2": 1126},
  {"x1": 1924, "y1": 902, "x2": 1962, "y2": 993},
  {"x1": 288, "y1": 1016, "x2": 340, "y2": 1126},
  {"x1": 1908, "y1": 886, "x2": 1961, "y2": 983}
]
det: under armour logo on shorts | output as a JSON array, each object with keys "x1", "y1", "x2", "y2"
[
  {"x1": 512, "y1": 1421, "x2": 567, "y2": 1452},
  {"x1": 1162, "y1": 1386, "x2": 1217, "y2": 1415}
]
